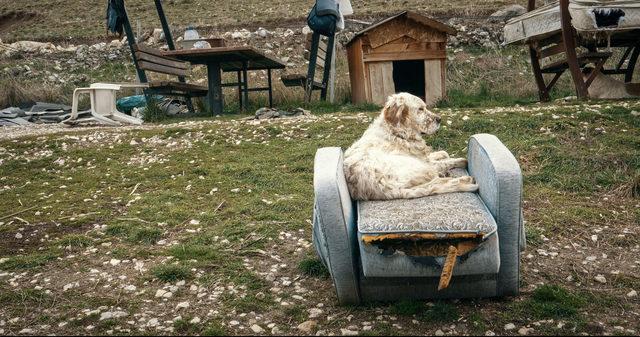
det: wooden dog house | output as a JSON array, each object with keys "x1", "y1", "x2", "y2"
[{"x1": 346, "y1": 11, "x2": 456, "y2": 106}]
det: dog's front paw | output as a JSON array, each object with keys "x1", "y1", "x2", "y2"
[
  {"x1": 452, "y1": 158, "x2": 468, "y2": 168},
  {"x1": 458, "y1": 176, "x2": 475, "y2": 184},
  {"x1": 428, "y1": 151, "x2": 450, "y2": 161}
]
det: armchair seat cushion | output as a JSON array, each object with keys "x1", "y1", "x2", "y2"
[
  {"x1": 357, "y1": 192, "x2": 500, "y2": 278},
  {"x1": 358, "y1": 192, "x2": 497, "y2": 238}
]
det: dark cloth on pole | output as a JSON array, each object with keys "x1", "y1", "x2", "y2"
[{"x1": 106, "y1": 0, "x2": 126, "y2": 36}]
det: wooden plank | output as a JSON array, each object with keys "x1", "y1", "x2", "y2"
[
  {"x1": 425, "y1": 59, "x2": 443, "y2": 107},
  {"x1": 539, "y1": 43, "x2": 566, "y2": 59},
  {"x1": 305, "y1": 35, "x2": 328, "y2": 54},
  {"x1": 138, "y1": 61, "x2": 188, "y2": 77},
  {"x1": 368, "y1": 62, "x2": 395, "y2": 106},
  {"x1": 135, "y1": 51, "x2": 188, "y2": 69},
  {"x1": 304, "y1": 51, "x2": 326, "y2": 69},
  {"x1": 363, "y1": 50, "x2": 445, "y2": 63},
  {"x1": 347, "y1": 39, "x2": 367, "y2": 104}
]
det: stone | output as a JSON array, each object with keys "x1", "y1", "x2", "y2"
[
  {"x1": 594, "y1": 275, "x2": 607, "y2": 284},
  {"x1": 519, "y1": 327, "x2": 534, "y2": 335},
  {"x1": 308, "y1": 308, "x2": 323, "y2": 318},
  {"x1": 505, "y1": 323, "x2": 516, "y2": 331},
  {"x1": 435, "y1": 329, "x2": 445, "y2": 336},
  {"x1": 176, "y1": 301, "x2": 190, "y2": 309},
  {"x1": 488, "y1": 5, "x2": 527, "y2": 22},
  {"x1": 341, "y1": 328, "x2": 359, "y2": 336},
  {"x1": 485, "y1": 331, "x2": 496, "y2": 336},
  {"x1": 298, "y1": 320, "x2": 318, "y2": 333},
  {"x1": 100, "y1": 311, "x2": 127, "y2": 321},
  {"x1": 190, "y1": 317, "x2": 201, "y2": 324},
  {"x1": 250, "y1": 324, "x2": 265, "y2": 333},
  {"x1": 627, "y1": 290, "x2": 638, "y2": 298}
]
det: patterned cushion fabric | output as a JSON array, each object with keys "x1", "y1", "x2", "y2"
[{"x1": 358, "y1": 192, "x2": 497, "y2": 238}]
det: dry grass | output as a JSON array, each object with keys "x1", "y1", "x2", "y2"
[{"x1": 0, "y1": 77, "x2": 67, "y2": 108}]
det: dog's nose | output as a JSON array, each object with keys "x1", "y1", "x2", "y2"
[{"x1": 435, "y1": 116, "x2": 442, "y2": 123}]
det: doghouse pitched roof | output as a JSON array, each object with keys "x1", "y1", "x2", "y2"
[{"x1": 347, "y1": 11, "x2": 456, "y2": 47}]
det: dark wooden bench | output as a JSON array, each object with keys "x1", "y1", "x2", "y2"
[
  {"x1": 132, "y1": 44, "x2": 208, "y2": 111},
  {"x1": 281, "y1": 31, "x2": 336, "y2": 103}
]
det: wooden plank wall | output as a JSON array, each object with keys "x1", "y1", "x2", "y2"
[
  {"x1": 424, "y1": 59, "x2": 443, "y2": 107},
  {"x1": 347, "y1": 39, "x2": 367, "y2": 104},
  {"x1": 368, "y1": 62, "x2": 395, "y2": 105}
]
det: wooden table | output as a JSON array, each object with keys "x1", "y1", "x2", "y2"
[{"x1": 163, "y1": 47, "x2": 286, "y2": 115}]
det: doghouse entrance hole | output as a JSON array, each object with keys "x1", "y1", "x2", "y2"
[{"x1": 393, "y1": 60, "x2": 425, "y2": 100}]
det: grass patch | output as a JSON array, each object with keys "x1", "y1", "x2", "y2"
[
  {"x1": 56, "y1": 234, "x2": 93, "y2": 248},
  {"x1": 390, "y1": 300, "x2": 425, "y2": 316},
  {"x1": 151, "y1": 264, "x2": 193, "y2": 282},
  {"x1": 422, "y1": 302, "x2": 460, "y2": 323},
  {"x1": 511, "y1": 285, "x2": 586, "y2": 320},
  {"x1": 203, "y1": 321, "x2": 227, "y2": 336},
  {"x1": 298, "y1": 257, "x2": 329, "y2": 278},
  {"x1": 0, "y1": 252, "x2": 59, "y2": 270},
  {"x1": 105, "y1": 224, "x2": 163, "y2": 245},
  {"x1": 173, "y1": 317, "x2": 200, "y2": 335}
]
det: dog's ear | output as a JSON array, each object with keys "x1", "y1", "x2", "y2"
[{"x1": 383, "y1": 97, "x2": 409, "y2": 125}]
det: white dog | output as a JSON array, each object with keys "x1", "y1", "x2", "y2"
[{"x1": 344, "y1": 93, "x2": 478, "y2": 201}]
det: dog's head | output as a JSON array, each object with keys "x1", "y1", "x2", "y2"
[{"x1": 382, "y1": 93, "x2": 441, "y2": 136}]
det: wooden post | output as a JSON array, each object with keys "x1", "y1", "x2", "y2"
[
  {"x1": 328, "y1": 34, "x2": 337, "y2": 103},
  {"x1": 625, "y1": 45, "x2": 639, "y2": 83},
  {"x1": 207, "y1": 62, "x2": 223, "y2": 116},
  {"x1": 560, "y1": 0, "x2": 589, "y2": 99}
]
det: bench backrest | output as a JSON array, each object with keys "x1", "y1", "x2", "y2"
[{"x1": 133, "y1": 44, "x2": 189, "y2": 78}]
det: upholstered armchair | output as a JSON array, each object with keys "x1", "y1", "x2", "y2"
[{"x1": 312, "y1": 134, "x2": 525, "y2": 304}]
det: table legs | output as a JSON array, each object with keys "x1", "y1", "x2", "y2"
[
  {"x1": 207, "y1": 62, "x2": 223, "y2": 115},
  {"x1": 268, "y1": 69, "x2": 273, "y2": 108},
  {"x1": 242, "y1": 62, "x2": 249, "y2": 112}
]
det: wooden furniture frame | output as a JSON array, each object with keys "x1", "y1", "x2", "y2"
[
  {"x1": 527, "y1": 0, "x2": 640, "y2": 101},
  {"x1": 282, "y1": 31, "x2": 336, "y2": 103}
]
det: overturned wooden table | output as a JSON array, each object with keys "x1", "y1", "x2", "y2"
[{"x1": 163, "y1": 47, "x2": 286, "y2": 115}]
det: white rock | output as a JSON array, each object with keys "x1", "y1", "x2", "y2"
[
  {"x1": 0, "y1": 258, "x2": 8, "y2": 264},
  {"x1": 308, "y1": 308, "x2": 323, "y2": 318},
  {"x1": 505, "y1": 323, "x2": 516, "y2": 331},
  {"x1": 147, "y1": 318, "x2": 159, "y2": 327},
  {"x1": 485, "y1": 331, "x2": 496, "y2": 336},
  {"x1": 176, "y1": 301, "x2": 190, "y2": 309},
  {"x1": 250, "y1": 324, "x2": 265, "y2": 333},
  {"x1": 109, "y1": 259, "x2": 121, "y2": 266},
  {"x1": 519, "y1": 327, "x2": 533, "y2": 335},
  {"x1": 298, "y1": 320, "x2": 317, "y2": 333},
  {"x1": 341, "y1": 328, "x2": 359, "y2": 336},
  {"x1": 18, "y1": 329, "x2": 34, "y2": 334},
  {"x1": 594, "y1": 275, "x2": 607, "y2": 284},
  {"x1": 15, "y1": 233, "x2": 23, "y2": 239},
  {"x1": 627, "y1": 290, "x2": 638, "y2": 298},
  {"x1": 435, "y1": 330, "x2": 445, "y2": 336},
  {"x1": 124, "y1": 285, "x2": 137, "y2": 292},
  {"x1": 190, "y1": 317, "x2": 201, "y2": 324},
  {"x1": 100, "y1": 311, "x2": 127, "y2": 321}
]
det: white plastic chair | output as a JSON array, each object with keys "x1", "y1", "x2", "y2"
[{"x1": 69, "y1": 83, "x2": 149, "y2": 125}]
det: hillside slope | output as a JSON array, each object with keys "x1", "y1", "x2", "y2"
[{"x1": 0, "y1": 0, "x2": 524, "y2": 42}]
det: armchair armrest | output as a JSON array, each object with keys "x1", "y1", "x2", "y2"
[
  {"x1": 313, "y1": 147, "x2": 361, "y2": 304},
  {"x1": 467, "y1": 134, "x2": 524, "y2": 296}
]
